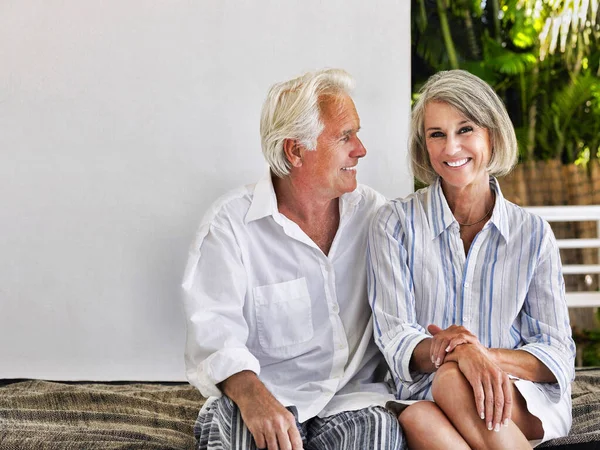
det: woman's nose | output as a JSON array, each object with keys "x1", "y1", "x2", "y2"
[{"x1": 445, "y1": 135, "x2": 461, "y2": 154}]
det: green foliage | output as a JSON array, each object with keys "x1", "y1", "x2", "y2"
[
  {"x1": 574, "y1": 328, "x2": 600, "y2": 366},
  {"x1": 582, "y1": 339, "x2": 600, "y2": 366},
  {"x1": 482, "y1": 35, "x2": 537, "y2": 75},
  {"x1": 537, "y1": 74, "x2": 600, "y2": 161},
  {"x1": 411, "y1": 0, "x2": 600, "y2": 164}
]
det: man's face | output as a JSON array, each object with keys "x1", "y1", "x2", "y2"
[{"x1": 300, "y1": 94, "x2": 366, "y2": 200}]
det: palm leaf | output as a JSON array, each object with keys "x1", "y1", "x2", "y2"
[{"x1": 482, "y1": 35, "x2": 537, "y2": 75}]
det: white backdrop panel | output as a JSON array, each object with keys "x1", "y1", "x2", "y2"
[{"x1": 0, "y1": 0, "x2": 411, "y2": 380}]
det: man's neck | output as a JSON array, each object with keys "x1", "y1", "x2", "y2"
[{"x1": 272, "y1": 174, "x2": 340, "y2": 255}]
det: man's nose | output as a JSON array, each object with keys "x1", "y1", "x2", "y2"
[{"x1": 352, "y1": 137, "x2": 367, "y2": 158}]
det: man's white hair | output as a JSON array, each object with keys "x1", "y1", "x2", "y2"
[{"x1": 260, "y1": 69, "x2": 355, "y2": 178}]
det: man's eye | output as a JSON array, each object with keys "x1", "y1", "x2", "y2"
[
  {"x1": 340, "y1": 135, "x2": 350, "y2": 143},
  {"x1": 459, "y1": 126, "x2": 473, "y2": 134}
]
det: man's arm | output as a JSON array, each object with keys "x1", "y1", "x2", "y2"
[
  {"x1": 220, "y1": 371, "x2": 302, "y2": 450},
  {"x1": 183, "y1": 213, "x2": 303, "y2": 450}
]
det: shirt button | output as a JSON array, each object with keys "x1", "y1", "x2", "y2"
[
  {"x1": 464, "y1": 282, "x2": 470, "y2": 287},
  {"x1": 332, "y1": 304, "x2": 339, "y2": 313},
  {"x1": 463, "y1": 316, "x2": 469, "y2": 322}
]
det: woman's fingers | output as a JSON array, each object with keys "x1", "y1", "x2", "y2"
[
  {"x1": 501, "y1": 374, "x2": 513, "y2": 427},
  {"x1": 428, "y1": 324, "x2": 479, "y2": 369},
  {"x1": 427, "y1": 324, "x2": 443, "y2": 335},
  {"x1": 491, "y1": 375, "x2": 505, "y2": 432},
  {"x1": 431, "y1": 338, "x2": 448, "y2": 368},
  {"x1": 483, "y1": 375, "x2": 495, "y2": 431},
  {"x1": 445, "y1": 333, "x2": 479, "y2": 353},
  {"x1": 465, "y1": 374, "x2": 486, "y2": 424}
]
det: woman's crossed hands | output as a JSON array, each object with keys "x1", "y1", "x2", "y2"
[{"x1": 428, "y1": 324, "x2": 512, "y2": 432}]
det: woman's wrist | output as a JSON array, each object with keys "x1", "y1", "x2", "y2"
[{"x1": 444, "y1": 341, "x2": 490, "y2": 364}]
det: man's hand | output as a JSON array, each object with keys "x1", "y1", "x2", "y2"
[
  {"x1": 221, "y1": 371, "x2": 303, "y2": 450},
  {"x1": 445, "y1": 343, "x2": 512, "y2": 433},
  {"x1": 427, "y1": 324, "x2": 479, "y2": 368}
]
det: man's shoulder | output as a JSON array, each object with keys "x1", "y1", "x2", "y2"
[
  {"x1": 353, "y1": 184, "x2": 386, "y2": 210},
  {"x1": 199, "y1": 183, "x2": 256, "y2": 228}
]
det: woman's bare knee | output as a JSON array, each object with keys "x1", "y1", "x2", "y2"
[
  {"x1": 431, "y1": 362, "x2": 468, "y2": 402},
  {"x1": 398, "y1": 401, "x2": 440, "y2": 429}
]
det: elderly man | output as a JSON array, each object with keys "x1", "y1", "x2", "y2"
[{"x1": 182, "y1": 69, "x2": 402, "y2": 450}]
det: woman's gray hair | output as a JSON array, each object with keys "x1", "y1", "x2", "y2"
[
  {"x1": 409, "y1": 69, "x2": 518, "y2": 185},
  {"x1": 260, "y1": 68, "x2": 355, "y2": 178}
]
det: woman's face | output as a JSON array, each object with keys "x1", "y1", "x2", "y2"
[{"x1": 424, "y1": 101, "x2": 492, "y2": 190}]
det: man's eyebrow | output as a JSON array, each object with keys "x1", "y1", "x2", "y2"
[{"x1": 342, "y1": 126, "x2": 361, "y2": 136}]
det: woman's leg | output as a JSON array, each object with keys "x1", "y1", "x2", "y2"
[
  {"x1": 398, "y1": 401, "x2": 470, "y2": 450},
  {"x1": 432, "y1": 362, "x2": 538, "y2": 449},
  {"x1": 507, "y1": 384, "x2": 544, "y2": 440}
]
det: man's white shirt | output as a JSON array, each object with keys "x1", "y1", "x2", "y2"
[{"x1": 182, "y1": 171, "x2": 395, "y2": 423}]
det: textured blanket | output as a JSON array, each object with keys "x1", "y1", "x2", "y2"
[
  {"x1": 539, "y1": 368, "x2": 600, "y2": 448},
  {"x1": 0, "y1": 380, "x2": 205, "y2": 450},
  {"x1": 0, "y1": 370, "x2": 599, "y2": 449}
]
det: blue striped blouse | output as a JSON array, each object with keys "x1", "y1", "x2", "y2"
[{"x1": 367, "y1": 176, "x2": 575, "y2": 404}]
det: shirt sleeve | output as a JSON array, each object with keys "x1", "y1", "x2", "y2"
[
  {"x1": 517, "y1": 218, "x2": 576, "y2": 403},
  {"x1": 367, "y1": 201, "x2": 430, "y2": 399},
  {"x1": 181, "y1": 215, "x2": 260, "y2": 398}
]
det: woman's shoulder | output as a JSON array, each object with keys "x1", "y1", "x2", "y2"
[
  {"x1": 373, "y1": 187, "x2": 429, "y2": 224},
  {"x1": 499, "y1": 197, "x2": 554, "y2": 242},
  {"x1": 502, "y1": 198, "x2": 549, "y2": 225}
]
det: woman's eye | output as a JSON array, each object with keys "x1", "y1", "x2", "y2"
[
  {"x1": 459, "y1": 126, "x2": 473, "y2": 134},
  {"x1": 429, "y1": 131, "x2": 444, "y2": 138}
]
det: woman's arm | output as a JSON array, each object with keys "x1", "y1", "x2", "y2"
[
  {"x1": 409, "y1": 338, "x2": 436, "y2": 373},
  {"x1": 367, "y1": 201, "x2": 431, "y2": 395},
  {"x1": 515, "y1": 218, "x2": 575, "y2": 399},
  {"x1": 489, "y1": 348, "x2": 556, "y2": 383}
]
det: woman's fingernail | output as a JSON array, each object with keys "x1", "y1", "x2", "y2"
[
  {"x1": 503, "y1": 418, "x2": 509, "y2": 427},
  {"x1": 435, "y1": 357, "x2": 441, "y2": 366},
  {"x1": 494, "y1": 423, "x2": 500, "y2": 432},
  {"x1": 445, "y1": 346, "x2": 451, "y2": 352},
  {"x1": 487, "y1": 422, "x2": 493, "y2": 431},
  {"x1": 480, "y1": 412, "x2": 485, "y2": 420}
]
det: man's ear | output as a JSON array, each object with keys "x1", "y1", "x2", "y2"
[{"x1": 283, "y1": 139, "x2": 304, "y2": 168}]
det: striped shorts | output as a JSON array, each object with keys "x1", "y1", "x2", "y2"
[{"x1": 195, "y1": 396, "x2": 404, "y2": 450}]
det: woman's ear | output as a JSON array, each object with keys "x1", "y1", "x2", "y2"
[{"x1": 283, "y1": 139, "x2": 303, "y2": 168}]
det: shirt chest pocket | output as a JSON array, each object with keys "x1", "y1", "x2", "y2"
[{"x1": 253, "y1": 277, "x2": 314, "y2": 350}]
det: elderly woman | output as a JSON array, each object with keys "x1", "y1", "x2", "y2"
[{"x1": 367, "y1": 70, "x2": 575, "y2": 448}]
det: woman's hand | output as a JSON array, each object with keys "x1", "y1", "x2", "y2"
[
  {"x1": 445, "y1": 343, "x2": 513, "y2": 433},
  {"x1": 427, "y1": 324, "x2": 479, "y2": 368}
]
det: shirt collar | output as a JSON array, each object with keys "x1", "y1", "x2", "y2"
[
  {"x1": 244, "y1": 169, "x2": 364, "y2": 225},
  {"x1": 489, "y1": 176, "x2": 510, "y2": 242},
  {"x1": 244, "y1": 169, "x2": 278, "y2": 224},
  {"x1": 426, "y1": 177, "x2": 455, "y2": 239},
  {"x1": 426, "y1": 175, "x2": 510, "y2": 242}
]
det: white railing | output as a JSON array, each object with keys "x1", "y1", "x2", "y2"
[{"x1": 525, "y1": 205, "x2": 600, "y2": 308}]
